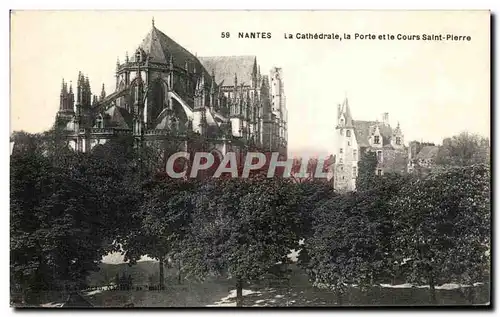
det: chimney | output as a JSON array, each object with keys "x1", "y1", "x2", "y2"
[{"x1": 382, "y1": 112, "x2": 389, "y2": 125}]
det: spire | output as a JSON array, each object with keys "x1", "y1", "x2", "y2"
[
  {"x1": 100, "y1": 83, "x2": 106, "y2": 100},
  {"x1": 69, "y1": 81, "x2": 73, "y2": 94},
  {"x1": 125, "y1": 51, "x2": 129, "y2": 63},
  {"x1": 210, "y1": 73, "x2": 215, "y2": 93},
  {"x1": 116, "y1": 57, "x2": 120, "y2": 70},
  {"x1": 152, "y1": 16, "x2": 155, "y2": 28}
]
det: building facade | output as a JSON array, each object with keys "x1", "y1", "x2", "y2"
[
  {"x1": 54, "y1": 21, "x2": 287, "y2": 164},
  {"x1": 333, "y1": 98, "x2": 408, "y2": 191}
]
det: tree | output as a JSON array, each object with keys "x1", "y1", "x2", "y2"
[
  {"x1": 181, "y1": 177, "x2": 302, "y2": 307},
  {"x1": 390, "y1": 164, "x2": 490, "y2": 304},
  {"x1": 10, "y1": 152, "x2": 109, "y2": 303},
  {"x1": 299, "y1": 173, "x2": 410, "y2": 304},
  {"x1": 122, "y1": 176, "x2": 197, "y2": 290},
  {"x1": 10, "y1": 134, "x2": 143, "y2": 304},
  {"x1": 435, "y1": 132, "x2": 490, "y2": 167},
  {"x1": 356, "y1": 150, "x2": 378, "y2": 191}
]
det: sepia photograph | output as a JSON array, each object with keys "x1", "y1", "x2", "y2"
[{"x1": 9, "y1": 10, "x2": 491, "y2": 308}]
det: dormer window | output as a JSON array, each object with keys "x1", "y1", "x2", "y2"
[
  {"x1": 396, "y1": 137, "x2": 401, "y2": 145},
  {"x1": 135, "y1": 50, "x2": 142, "y2": 62},
  {"x1": 374, "y1": 136, "x2": 380, "y2": 144}
]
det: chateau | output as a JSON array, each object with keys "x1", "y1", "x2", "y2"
[
  {"x1": 333, "y1": 98, "x2": 408, "y2": 191},
  {"x1": 55, "y1": 20, "x2": 287, "y2": 164}
]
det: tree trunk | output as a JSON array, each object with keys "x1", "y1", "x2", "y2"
[
  {"x1": 177, "y1": 260, "x2": 182, "y2": 284},
  {"x1": 236, "y1": 278, "x2": 244, "y2": 307},
  {"x1": 429, "y1": 274, "x2": 437, "y2": 304},
  {"x1": 336, "y1": 288, "x2": 343, "y2": 306},
  {"x1": 159, "y1": 257, "x2": 165, "y2": 290},
  {"x1": 467, "y1": 285, "x2": 475, "y2": 304}
]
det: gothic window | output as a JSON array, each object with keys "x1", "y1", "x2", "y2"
[
  {"x1": 377, "y1": 150, "x2": 383, "y2": 162},
  {"x1": 374, "y1": 135, "x2": 380, "y2": 144},
  {"x1": 353, "y1": 149, "x2": 357, "y2": 161},
  {"x1": 396, "y1": 137, "x2": 401, "y2": 145},
  {"x1": 95, "y1": 115, "x2": 103, "y2": 128},
  {"x1": 346, "y1": 130, "x2": 351, "y2": 137},
  {"x1": 352, "y1": 166, "x2": 357, "y2": 178},
  {"x1": 151, "y1": 80, "x2": 165, "y2": 120},
  {"x1": 377, "y1": 169, "x2": 383, "y2": 176}
]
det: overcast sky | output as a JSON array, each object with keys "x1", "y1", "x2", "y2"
[{"x1": 11, "y1": 11, "x2": 490, "y2": 158}]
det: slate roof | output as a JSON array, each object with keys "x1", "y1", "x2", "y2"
[
  {"x1": 415, "y1": 145, "x2": 439, "y2": 160},
  {"x1": 104, "y1": 105, "x2": 133, "y2": 129},
  {"x1": 198, "y1": 56, "x2": 257, "y2": 87},
  {"x1": 352, "y1": 120, "x2": 393, "y2": 147},
  {"x1": 139, "y1": 25, "x2": 197, "y2": 68}
]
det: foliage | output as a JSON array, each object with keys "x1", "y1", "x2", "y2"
[
  {"x1": 10, "y1": 133, "x2": 142, "y2": 302},
  {"x1": 356, "y1": 150, "x2": 378, "y2": 191},
  {"x1": 390, "y1": 164, "x2": 490, "y2": 303},
  {"x1": 180, "y1": 177, "x2": 302, "y2": 306},
  {"x1": 300, "y1": 173, "x2": 408, "y2": 304},
  {"x1": 435, "y1": 132, "x2": 490, "y2": 167}
]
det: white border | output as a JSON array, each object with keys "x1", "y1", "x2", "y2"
[{"x1": 2, "y1": 1, "x2": 498, "y2": 316}]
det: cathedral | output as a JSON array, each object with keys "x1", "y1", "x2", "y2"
[
  {"x1": 333, "y1": 98, "x2": 408, "y2": 191},
  {"x1": 55, "y1": 20, "x2": 288, "y2": 165}
]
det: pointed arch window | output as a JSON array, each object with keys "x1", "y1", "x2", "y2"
[
  {"x1": 95, "y1": 115, "x2": 103, "y2": 128},
  {"x1": 396, "y1": 137, "x2": 401, "y2": 145}
]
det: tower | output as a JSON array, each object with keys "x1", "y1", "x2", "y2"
[
  {"x1": 56, "y1": 78, "x2": 75, "y2": 127},
  {"x1": 334, "y1": 97, "x2": 357, "y2": 191}
]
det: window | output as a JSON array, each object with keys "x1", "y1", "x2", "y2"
[
  {"x1": 340, "y1": 118, "x2": 344, "y2": 125},
  {"x1": 396, "y1": 137, "x2": 401, "y2": 145},
  {"x1": 340, "y1": 166, "x2": 343, "y2": 171},
  {"x1": 353, "y1": 149, "x2": 357, "y2": 161},
  {"x1": 347, "y1": 141, "x2": 351, "y2": 146},
  {"x1": 374, "y1": 135, "x2": 380, "y2": 144},
  {"x1": 352, "y1": 166, "x2": 357, "y2": 178},
  {"x1": 340, "y1": 129, "x2": 344, "y2": 136},
  {"x1": 346, "y1": 130, "x2": 351, "y2": 137},
  {"x1": 339, "y1": 158, "x2": 343, "y2": 164},
  {"x1": 377, "y1": 169, "x2": 383, "y2": 176},
  {"x1": 95, "y1": 115, "x2": 103, "y2": 128},
  {"x1": 339, "y1": 148, "x2": 343, "y2": 154},
  {"x1": 377, "y1": 150, "x2": 383, "y2": 162}
]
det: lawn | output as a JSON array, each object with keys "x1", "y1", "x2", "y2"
[{"x1": 79, "y1": 264, "x2": 490, "y2": 307}]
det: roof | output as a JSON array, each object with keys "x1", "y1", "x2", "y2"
[
  {"x1": 139, "y1": 25, "x2": 197, "y2": 68},
  {"x1": 104, "y1": 105, "x2": 133, "y2": 129},
  {"x1": 415, "y1": 145, "x2": 439, "y2": 160},
  {"x1": 338, "y1": 98, "x2": 353, "y2": 126},
  {"x1": 198, "y1": 56, "x2": 257, "y2": 87},
  {"x1": 352, "y1": 120, "x2": 393, "y2": 147}
]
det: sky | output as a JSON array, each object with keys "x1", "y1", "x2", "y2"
[{"x1": 10, "y1": 10, "x2": 490, "y2": 158}]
